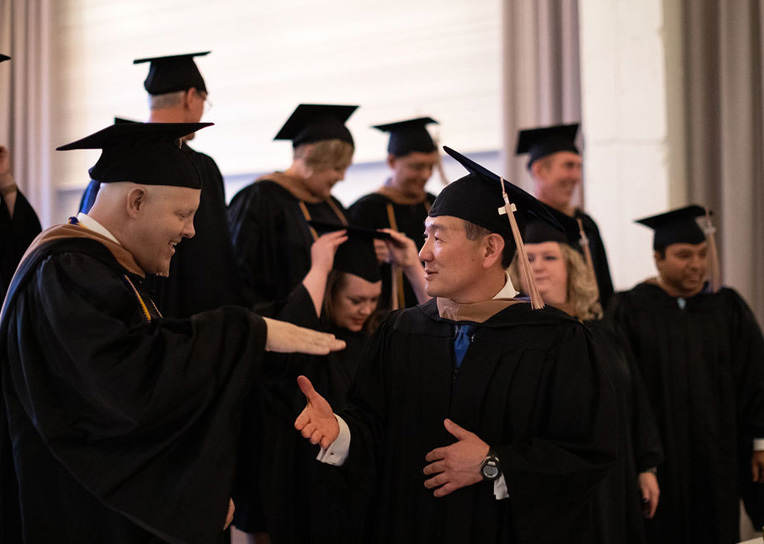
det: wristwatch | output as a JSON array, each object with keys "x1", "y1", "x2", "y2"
[{"x1": 480, "y1": 448, "x2": 502, "y2": 481}]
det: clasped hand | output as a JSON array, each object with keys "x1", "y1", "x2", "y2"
[{"x1": 423, "y1": 419, "x2": 489, "y2": 497}]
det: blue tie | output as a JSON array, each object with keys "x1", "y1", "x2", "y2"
[{"x1": 454, "y1": 324, "x2": 476, "y2": 368}]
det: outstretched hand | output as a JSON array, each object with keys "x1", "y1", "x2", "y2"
[
  {"x1": 263, "y1": 317, "x2": 345, "y2": 354},
  {"x1": 294, "y1": 375, "x2": 340, "y2": 449},
  {"x1": 423, "y1": 419, "x2": 489, "y2": 497}
]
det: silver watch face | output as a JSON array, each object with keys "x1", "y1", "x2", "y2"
[{"x1": 482, "y1": 463, "x2": 500, "y2": 479}]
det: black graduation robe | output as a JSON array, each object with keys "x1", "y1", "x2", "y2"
[
  {"x1": 227, "y1": 177, "x2": 347, "y2": 306},
  {"x1": 0, "y1": 224, "x2": 267, "y2": 543},
  {"x1": 334, "y1": 298, "x2": 618, "y2": 543},
  {"x1": 585, "y1": 319, "x2": 663, "y2": 544},
  {"x1": 573, "y1": 210, "x2": 614, "y2": 308},
  {"x1": 607, "y1": 282, "x2": 764, "y2": 544},
  {"x1": 0, "y1": 189, "x2": 41, "y2": 299},
  {"x1": 347, "y1": 191, "x2": 434, "y2": 310},
  {"x1": 78, "y1": 145, "x2": 243, "y2": 318},
  {"x1": 235, "y1": 285, "x2": 369, "y2": 544}
]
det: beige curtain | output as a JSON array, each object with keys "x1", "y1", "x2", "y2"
[
  {"x1": 0, "y1": 0, "x2": 53, "y2": 226},
  {"x1": 681, "y1": 0, "x2": 764, "y2": 323},
  {"x1": 501, "y1": 0, "x2": 581, "y2": 194}
]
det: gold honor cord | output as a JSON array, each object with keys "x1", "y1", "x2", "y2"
[
  {"x1": 498, "y1": 177, "x2": 544, "y2": 310},
  {"x1": 385, "y1": 203, "x2": 405, "y2": 310},
  {"x1": 703, "y1": 209, "x2": 721, "y2": 293},
  {"x1": 431, "y1": 133, "x2": 450, "y2": 187},
  {"x1": 576, "y1": 217, "x2": 600, "y2": 300},
  {"x1": 298, "y1": 199, "x2": 349, "y2": 242},
  {"x1": 123, "y1": 275, "x2": 161, "y2": 323}
]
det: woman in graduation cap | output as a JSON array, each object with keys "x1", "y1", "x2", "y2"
[
  {"x1": 509, "y1": 211, "x2": 663, "y2": 544},
  {"x1": 348, "y1": 116, "x2": 441, "y2": 310},
  {"x1": 236, "y1": 224, "x2": 425, "y2": 544},
  {"x1": 228, "y1": 104, "x2": 358, "y2": 307}
]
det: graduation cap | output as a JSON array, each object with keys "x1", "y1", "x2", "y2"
[
  {"x1": 635, "y1": 205, "x2": 707, "y2": 251},
  {"x1": 434, "y1": 146, "x2": 565, "y2": 308},
  {"x1": 308, "y1": 221, "x2": 390, "y2": 283},
  {"x1": 57, "y1": 122, "x2": 212, "y2": 189},
  {"x1": 0, "y1": 54, "x2": 9, "y2": 63},
  {"x1": 373, "y1": 117, "x2": 438, "y2": 157},
  {"x1": 523, "y1": 208, "x2": 601, "y2": 299},
  {"x1": 133, "y1": 51, "x2": 210, "y2": 95},
  {"x1": 515, "y1": 123, "x2": 580, "y2": 169},
  {"x1": 636, "y1": 204, "x2": 721, "y2": 292},
  {"x1": 274, "y1": 104, "x2": 357, "y2": 148}
]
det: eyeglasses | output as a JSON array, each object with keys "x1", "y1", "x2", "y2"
[{"x1": 197, "y1": 91, "x2": 213, "y2": 114}]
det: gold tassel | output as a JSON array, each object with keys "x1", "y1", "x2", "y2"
[
  {"x1": 431, "y1": 133, "x2": 450, "y2": 187},
  {"x1": 576, "y1": 217, "x2": 600, "y2": 300},
  {"x1": 703, "y1": 209, "x2": 721, "y2": 293},
  {"x1": 499, "y1": 177, "x2": 544, "y2": 309}
]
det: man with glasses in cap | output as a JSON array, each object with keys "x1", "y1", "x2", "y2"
[{"x1": 0, "y1": 121, "x2": 344, "y2": 543}]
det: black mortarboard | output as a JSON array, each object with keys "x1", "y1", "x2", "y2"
[
  {"x1": 308, "y1": 221, "x2": 390, "y2": 283},
  {"x1": 635, "y1": 205, "x2": 707, "y2": 250},
  {"x1": 133, "y1": 52, "x2": 210, "y2": 95},
  {"x1": 57, "y1": 122, "x2": 212, "y2": 189},
  {"x1": 433, "y1": 147, "x2": 563, "y2": 240},
  {"x1": 373, "y1": 117, "x2": 438, "y2": 157},
  {"x1": 436, "y1": 147, "x2": 566, "y2": 308},
  {"x1": 0, "y1": 55, "x2": 9, "y2": 63},
  {"x1": 523, "y1": 205, "x2": 580, "y2": 247},
  {"x1": 515, "y1": 123, "x2": 580, "y2": 168},
  {"x1": 274, "y1": 104, "x2": 357, "y2": 148}
]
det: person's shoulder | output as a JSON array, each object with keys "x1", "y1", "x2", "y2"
[
  {"x1": 349, "y1": 192, "x2": 390, "y2": 210},
  {"x1": 229, "y1": 176, "x2": 295, "y2": 204}
]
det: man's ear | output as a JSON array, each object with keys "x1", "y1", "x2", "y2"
[
  {"x1": 483, "y1": 233, "x2": 505, "y2": 268},
  {"x1": 126, "y1": 187, "x2": 147, "y2": 219},
  {"x1": 183, "y1": 88, "x2": 196, "y2": 109},
  {"x1": 530, "y1": 159, "x2": 545, "y2": 181},
  {"x1": 386, "y1": 154, "x2": 397, "y2": 170}
]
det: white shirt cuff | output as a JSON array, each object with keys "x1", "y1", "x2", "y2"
[
  {"x1": 494, "y1": 475, "x2": 509, "y2": 500},
  {"x1": 753, "y1": 438, "x2": 764, "y2": 452},
  {"x1": 316, "y1": 414, "x2": 351, "y2": 466}
]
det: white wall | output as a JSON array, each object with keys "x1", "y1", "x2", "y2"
[
  {"x1": 578, "y1": 0, "x2": 677, "y2": 291},
  {"x1": 49, "y1": 0, "x2": 502, "y2": 222}
]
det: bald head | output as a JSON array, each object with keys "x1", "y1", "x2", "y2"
[{"x1": 89, "y1": 182, "x2": 200, "y2": 276}]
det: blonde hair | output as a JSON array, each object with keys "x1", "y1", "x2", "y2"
[
  {"x1": 509, "y1": 242, "x2": 602, "y2": 320},
  {"x1": 294, "y1": 139, "x2": 354, "y2": 172}
]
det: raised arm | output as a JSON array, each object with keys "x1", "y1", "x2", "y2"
[
  {"x1": 382, "y1": 228, "x2": 430, "y2": 304},
  {"x1": 301, "y1": 230, "x2": 348, "y2": 316}
]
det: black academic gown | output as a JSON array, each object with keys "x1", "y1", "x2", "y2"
[
  {"x1": 335, "y1": 299, "x2": 618, "y2": 544},
  {"x1": 78, "y1": 145, "x2": 243, "y2": 318},
  {"x1": 348, "y1": 191, "x2": 434, "y2": 310},
  {"x1": 0, "y1": 190, "x2": 41, "y2": 299},
  {"x1": 607, "y1": 282, "x2": 764, "y2": 544},
  {"x1": 585, "y1": 319, "x2": 663, "y2": 544},
  {"x1": 227, "y1": 178, "x2": 347, "y2": 306},
  {"x1": 574, "y1": 210, "x2": 614, "y2": 308},
  {"x1": 235, "y1": 285, "x2": 369, "y2": 544},
  {"x1": 0, "y1": 226, "x2": 267, "y2": 543}
]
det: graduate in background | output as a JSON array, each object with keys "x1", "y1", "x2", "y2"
[
  {"x1": 516, "y1": 123, "x2": 615, "y2": 307},
  {"x1": 0, "y1": 121, "x2": 344, "y2": 543},
  {"x1": 79, "y1": 51, "x2": 243, "y2": 318},
  {"x1": 607, "y1": 205, "x2": 764, "y2": 544},
  {"x1": 294, "y1": 147, "x2": 617, "y2": 544},
  {"x1": 0, "y1": 55, "x2": 42, "y2": 300},
  {"x1": 510, "y1": 211, "x2": 663, "y2": 544},
  {"x1": 248, "y1": 223, "x2": 424, "y2": 544},
  {"x1": 348, "y1": 117, "x2": 440, "y2": 310},
  {"x1": 228, "y1": 104, "x2": 357, "y2": 306}
]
